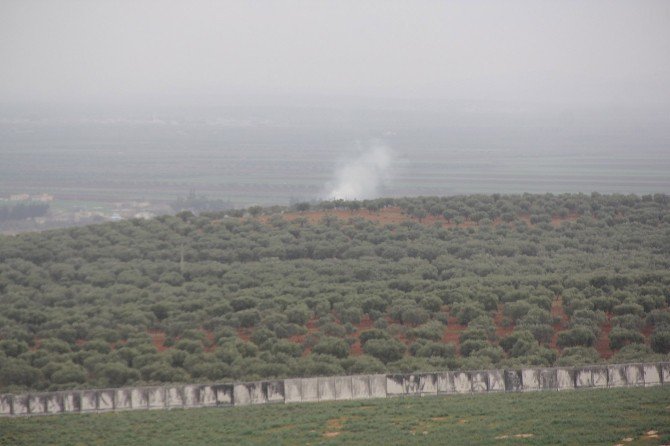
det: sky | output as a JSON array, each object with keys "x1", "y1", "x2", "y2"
[{"x1": 1, "y1": 0, "x2": 669, "y2": 109}]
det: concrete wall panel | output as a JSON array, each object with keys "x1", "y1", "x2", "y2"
[
  {"x1": 643, "y1": 364, "x2": 661, "y2": 386},
  {"x1": 167, "y1": 386, "x2": 185, "y2": 408},
  {"x1": 418, "y1": 373, "x2": 438, "y2": 396},
  {"x1": 63, "y1": 392, "x2": 80, "y2": 413},
  {"x1": 539, "y1": 368, "x2": 558, "y2": 390},
  {"x1": 437, "y1": 372, "x2": 455, "y2": 394},
  {"x1": 626, "y1": 364, "x2": 644, "y2": 387},
  {"x1": 147, "y1": 387, "x2": 165, "y2": 409},
  {"x1": 46, "y1": 394, "x2": 63, "y2": 414},
  {"x1": 250, "y1": 382, "x2": 268, "y2": 405},
  {"x1": 351, "y1": 375, "x2": 371, "y2": 399},
  {"x1": 403, "y1": 375, "x2": 421, "y2": 396},
  {"x1": 29, "y1": 395, "x2": 46, "y2": 414},
  {"x1": 301, "y1": 378, "x2": 319, "y2": 402},
  {"x1": 488, "y1": 370, "x2": 504, "y2": 392},
  {"x1": 264, "y1": 381, "x2": 285, "y2": 404},
  {"x1": 608, "y1": 365, "x2": 627, "y2": 387},
  {"x1": 503, "y1": 370, "x2": 522, "y2": 392},
  {"x1": 592, "y1": 367, "x2": 608, "y2": 388},
  {"x1": 521, "y1": 369, "x2": 539, "y2": 391},
  {"x1": 115, "y1": 389, "x2": 133, "y2": 410},
  {"x1": 13, "y1": 395, "x2": 29, "y2": 415},
  {"x1": 98, "y1": 390, "x2": 114, "y2": 411},
  {"x1": 233, "y1": 384, "x2": 251, "y2": 406},
  {"x1": 182, "y1": 385, "x2": 199, "y2": 406},
  {"x1": 556, "y1": 369, "x2": 574, "y2": 390},
  {"x1": 284, "y1": 379, "x2": 302, "y2": 403},
  {"x1": 0, "y1": 395, "x2": 12, "y2": 416},
  {"x1": 213, "y1": 384, "x2": 233, "y2": 406},
  {"x1": 661, "y1": 363, "x2": 670, "y2": 384},
  {"x1": 370, "y1": 374, "x2": 386, "y2": 398},
  {"x1": 453, "y1": 372, "x2": 471, "y2": 394},
  {"x1": 575, "y1": 369, "x2": 593, "y2": 388},
  {"x1": 470, "y1": 372, "x2": 488, "y2": 393},
  {"x1": 199, "y1": 385, "x2": 218, "y2": 406},
  {"x1": 318, "y1": 378, "x2": 336, "y2": 402},
  {"x1": 334, "y1": 376, "x2": 352, "y2": 400},
  {"x1": 131, "y1": 388, "x2": 147, "y2": 408},
  {"x1": 386, "y1": 375, "x2": 404, "y2": 397},
  {"x1": 81, "y1": 390, "x2": 98, "y2": 412}
]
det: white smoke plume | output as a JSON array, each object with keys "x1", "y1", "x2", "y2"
[{"x1": 325, "y1": 144, "x2": 393, "y2": 200}]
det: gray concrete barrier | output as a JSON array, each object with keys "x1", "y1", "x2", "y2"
[
  {"x1": 351, "y1": 375, "x2": 372, "y2": 399},
  {"x1": 334, "y1": 376, "x2": 352, "y2": 400},
  {"x1": 318, "y1": 377, "x2": 336, "y2": 401},
  {"x1": 503, "y1": 370, "x2": 522, "y2": 392},
  {"x1": 1, "y1": 362, "x2": 667, "y2": 417}
]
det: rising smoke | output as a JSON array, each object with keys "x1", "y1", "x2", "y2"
[{"x1": 325, "y1": 144, "x2": 393, "y2": 200}]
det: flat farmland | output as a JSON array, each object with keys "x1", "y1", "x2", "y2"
[{"x1": 2, "y1": 106, "x2": 670, "y2": 208}]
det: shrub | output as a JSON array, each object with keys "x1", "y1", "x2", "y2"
[
  {"x1": 341, "y1": 355, "x2": 386, "y2": 374},
  {"x1": 504, "y1": 301, "x2": 533, "y2": 322},
  {"x1": 51, "y1": 364, "x2": 87, "y2": 385},
  {"x1": 400, "y1": 307, "x2": 430, "y2": 326},
  {"x1": 608, "y1": 327, "x2": 645, "y2": 350},
  {"x1": 611, "y1": 314, "x2": 643, "y2": 331},
  {"x1": 363, "y1": 338, "x2": 406, "y2": 364},
  {"x1": 651, "y1": 329, "x2": 670, "y2": 354},
  {"x1": 500, "y1": 330, "x2": 537, "y2": 357},
  {"x1": 460, "y1": 339, "x2": 489, "y2": 357},
  {"x1": 452, "y1": 302, "x2": 486, "y2": 325},
  {"x1": 612, "y1": 303, "x2": 645, "y2": 316},
  {"x1": 556, "y1": 326, "x2": 596, "y2": 348},
  {"x1": 98, "y1": 362, "x2": 140, "y2": 387},
  {"x1": 414, "y1": 342, "x2": 456, "y2": 358},
  {"x1": 409, "y1": 321, "x2": 444, "y2": 341},
  {"x1": 312, "y1": 337, "x2": 350, "y2": 359},
  {"x1": 359, "y1": 329, "x2": 391, "y2": 346},
  {"x1": 0, "y1": 340, "x2": 29, "y2": 358},
  {"x1": 555, "y1": 347, "x2": 600, "y2": 366},
  {"x1": 0, "y1": 360, "x2": 43, "y2": 388}
]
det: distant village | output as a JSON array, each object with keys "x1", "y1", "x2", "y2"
[{"x1": 0, "y1": 193, "x2": 171, "y2": 234}]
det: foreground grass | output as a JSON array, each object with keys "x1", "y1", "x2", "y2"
[{"x1": 1, "y1": 387, "x2": 669, "y2": 446}]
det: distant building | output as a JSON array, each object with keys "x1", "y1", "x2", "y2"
[
  {"x1": 10, "y1": 193, "x2": 30, "y2": 201},
  {"x1": 110, "y1": 213, "x2": 123, "y2": 221},
  {"x1": 134, "y1": 211, "x2": 155, "y2": 220},
  {"x1": 35, "y1": 194, "x2": 54, "y2": 202}
]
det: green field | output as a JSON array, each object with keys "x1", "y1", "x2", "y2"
[{"x1": 1, "y1": 386, "x2": 669, "y2": 445}]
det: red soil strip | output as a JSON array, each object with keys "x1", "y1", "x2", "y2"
[
  {"x1": 443, "y1": 314, "x2": 466, "y2": 351},
  {"x1": 349, "y1": 315, "x2": 375, "y2": 356},
  {"x1": 236, "y1": 328, "x2": 252, "y2": 342},
  {"x1": 493, "y1": 304, "x2": 514, "y2": 339},
  {"x1": 549, "y1": 297, "x2": 569, "y2": 350},
  {"x1": 288, "y1": 316, "x2": 320, "y2": 356},
  {"x1": 595, "y1": 318, "x2": 613, "y2": 359},
  {"x1": 29, "y1": 338, "x2": 42, "y2": 352},
  {"x1": 258, "y1": 207, "x2": 579, "y2": 229},
  {"x1": 148, "y1": 329, "x2": 168, "y2": 352},
  {"x1": 202, "y1": 329, "x2": 216, "y2": 352},
  {"x1": 642, "y1": 323, "x2": 654, "y2": 346}
]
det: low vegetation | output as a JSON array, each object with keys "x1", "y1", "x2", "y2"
[{"x1": 0, "y1": 193, "x2": 669, "y2": 392}]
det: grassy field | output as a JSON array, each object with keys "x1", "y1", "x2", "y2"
[{"x1": 1, "y1": 386, "x2": 669, "y2": 445}]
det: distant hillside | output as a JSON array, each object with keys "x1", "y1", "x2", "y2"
[{"x1": 0, "y1": 193, "x2": 669, "y2": 393}]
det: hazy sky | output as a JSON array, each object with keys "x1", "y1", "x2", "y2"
[{"x1": 1, "y1": 0, "x2": 669, "y2": 108}]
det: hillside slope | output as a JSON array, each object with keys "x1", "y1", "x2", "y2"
[{"x1": 0, "y1": 193, "x2": 669, "y2": 392}]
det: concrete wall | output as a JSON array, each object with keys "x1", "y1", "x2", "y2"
[{"x1": 1, "y1": 362, "x2": 667, "y2": 417}]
